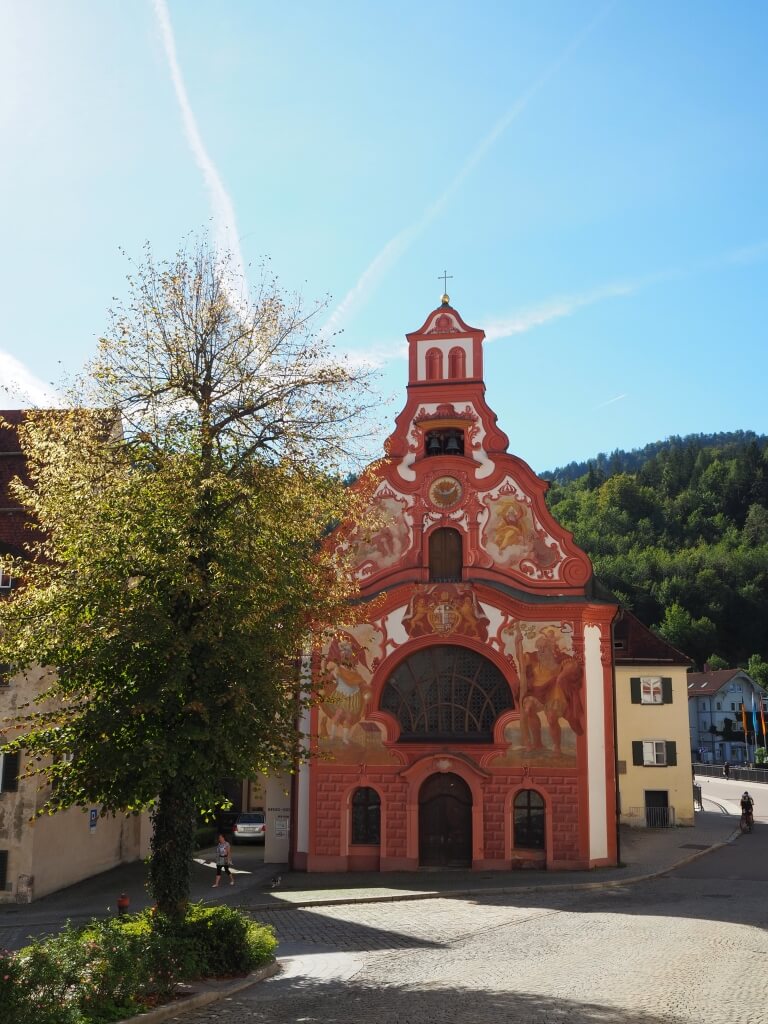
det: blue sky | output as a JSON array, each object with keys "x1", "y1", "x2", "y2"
[{"x1": 1, "y1": 1, "x2": 766, "y2": 473}]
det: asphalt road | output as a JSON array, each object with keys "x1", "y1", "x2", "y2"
[{"x1": 177, "y1": 817, "x2": 768, "y2": 1024}]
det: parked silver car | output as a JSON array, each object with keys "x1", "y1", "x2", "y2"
[{"x1": 232, "y1": 811, "x2": 266, "y2": 843}]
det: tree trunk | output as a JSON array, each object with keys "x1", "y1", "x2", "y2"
[{"x1": 149, "y1": 779, "x2": 197, "y2": 919}]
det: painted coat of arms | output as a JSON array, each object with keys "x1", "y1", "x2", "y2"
[{"x1": 402, "y1": 584, "x2": 490, "y2": 642}]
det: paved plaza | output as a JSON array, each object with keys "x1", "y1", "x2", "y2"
[
  {"x1": 180, "y1": 859, "x2": 768, "y2": 1024},
  {"x1": 3, "y1": 779, "x2": 766, "y2": 1023}
]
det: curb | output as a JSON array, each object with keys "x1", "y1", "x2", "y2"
[
  {"x1": 113, "y1": 830, "x2": 739, "y2": 1022},
  {"x1": 236, "y1": 831, "x2": 742, "y2": 913},
  {"x1": 118, "y1": 960, "x2": 281, "y2": 1024}
]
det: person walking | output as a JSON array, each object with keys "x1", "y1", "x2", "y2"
[
  {"x1": 212, "y1": 834, "x2": 234, "y2": 887},
  {"x1": 723, "y1": 761, "x2": 731, "y2": 780}
]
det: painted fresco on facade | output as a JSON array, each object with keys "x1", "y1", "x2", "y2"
[
  {"x1": 402, "y1": 583, "x2": 490, "y2": 642},
  {"x1": 317, "y1": 627, "x2": 398, "y2": 765},
  {"x1": 346, "y1": 492, "x2": 411, "y2": 578},
  {"x1": 481, "y1": 482, "x2": 564, "y2": 579},
  {"x1": 491, "y1": 620, "x2": 584, "y2": 766}
]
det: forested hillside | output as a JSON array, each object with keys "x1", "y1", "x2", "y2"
[
  {"x1": 545, "y1": 435, "x2": 768, "y2": 672},
  {"x1": 544, "y1": 431, "x2": 767, "y2": 485}
]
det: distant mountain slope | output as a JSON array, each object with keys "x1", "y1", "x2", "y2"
[
  {"x1": 544, "y1": 432, "x2": 768, "y2": 670},
  {"x1": 542, "y1": 431, "x2": 768, "y2": 485}
]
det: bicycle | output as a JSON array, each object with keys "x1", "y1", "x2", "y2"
[{"x1": 739, "y1": 811, "x2": 754, "y2": 833}]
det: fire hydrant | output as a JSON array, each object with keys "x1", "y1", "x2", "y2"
[{"x1": 116, "y1": 892, "x2": 130, "y2": 916}]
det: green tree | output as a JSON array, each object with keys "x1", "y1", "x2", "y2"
[
  {"x1": 0, "y1": 240, "x2": 374, "y2": 917},
  {"x1": 704, "y1": 653, "x2": 729, "y2": 670},
  {"x1": 746, "y1": 654, "x2": 768, "y2": 691},
  {"x1": 655, "y1": 602, "x2": 716, "y2": 666}
]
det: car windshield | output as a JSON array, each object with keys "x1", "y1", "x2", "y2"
[{"x1": 238, "y1": 813, "x2": 265, "y2": 823}]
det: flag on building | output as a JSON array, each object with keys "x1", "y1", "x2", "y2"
[
  {"x1": 742, "y1": 701, "x2": 749, "y2": 738},
  {"x1": 752, "y1": 692, "x2": 759, "y2": 741}
]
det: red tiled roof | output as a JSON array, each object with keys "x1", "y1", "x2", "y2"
[
  {"x1": 686, "y1": 669, "x2": 744, "y2": 695},
  {"x1": 613, "y1": 609, "x2": 692, "y2": 666}
]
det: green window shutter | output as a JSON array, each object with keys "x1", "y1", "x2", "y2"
[
  {"x1": 632, "y1": 741, "x2": 644, "y2": 766},
  {"x1": 661, "y1": 678, "x2": 673, "y2": 704},
  {"x1": 666, "y1": 741, "x2": 677, "y2": 766},
  {"x1": 1, "y1": 751, "x2": 20, "y2": 793},
  {"x1": 630, "y1": 678, "x2": 642, "y2": 704}
]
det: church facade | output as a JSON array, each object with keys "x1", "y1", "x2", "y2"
[{"x1": 291, "y1": 299, "x2": 620, "y2": 872}]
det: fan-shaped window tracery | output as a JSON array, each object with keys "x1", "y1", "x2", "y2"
[{"x1": 380, "y1": 645, "x2": 513, "y2": 741}]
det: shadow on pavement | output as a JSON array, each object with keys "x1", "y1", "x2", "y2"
[{"x1": 204, "y1": 975, "x2": 692, "y2": 1024}]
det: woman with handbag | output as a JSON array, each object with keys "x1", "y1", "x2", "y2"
[{"x1": 212, "y1": 834, "x2": 234, "y2": 886}]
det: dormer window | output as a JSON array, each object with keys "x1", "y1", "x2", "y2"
[{"x1": 424, "y1": 429, "x2": 464, "y2": 457}]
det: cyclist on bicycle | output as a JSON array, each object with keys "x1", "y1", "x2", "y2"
[{"x1": 740, "y1": 791, "x2": 754, "y2": 831}]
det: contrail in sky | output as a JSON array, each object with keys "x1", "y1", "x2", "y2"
[
  {"x1": 0, "y1": 350, "x2": 59, "y2": 407},
  {"x1": 151, "y1": 0, "x2": 246, "y2": 294},
  {"x1": 320, "y1": 4, "x2": 614, "y2": 341},
  {"x1": 483, "y1": 238, "x2": 768, "y2": 343},
  {"x1": 594, "y1": 393, "x2": 627, "y2": 410},
  {"x1": 483, "y1": 282, "x2": 637, "y2": 342},
  {"x1": 349, "y1": 236, "x2": 768, "y2": 362}
]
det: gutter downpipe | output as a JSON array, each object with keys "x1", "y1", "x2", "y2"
[{"x1": 610, "y1": 606, "x2": 622, "y2": 868}]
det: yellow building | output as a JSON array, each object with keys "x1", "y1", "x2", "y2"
[
  {"x1": 1, "y1": 412, "x2": 151, "y2": 902},
  {"x1": 0, "y1": 664, "x2": 151, "y2": 902},
  {"x1": 613, "y1": 611, "x2": 694, "y2": 827}
]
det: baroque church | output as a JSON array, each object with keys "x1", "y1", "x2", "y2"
[{"x1": 291, "y1": 297, "x2": 622, "y2": 872}]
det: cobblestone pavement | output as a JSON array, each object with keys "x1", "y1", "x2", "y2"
[{"x1": 178, "y1": 871, "x2": 768, "y2": 1024}]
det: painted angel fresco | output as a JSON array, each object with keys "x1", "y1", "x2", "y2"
[
  {"x1": 482, "y1": 492, "x2": 562, "y2": 577},
  {"x1": 495, "y1": 621, "x2": 584, "y2": 766},
  {"x1": 347, "y1": 495, "x2": 410, "y2": 574}
]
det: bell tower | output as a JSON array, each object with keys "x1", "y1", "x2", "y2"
[{"x1": 406, "y1": 293, "x2": 484, "y2": 387}]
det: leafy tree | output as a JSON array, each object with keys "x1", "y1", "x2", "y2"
[
  {"x1": 656, "y1": 602, "x2": 716, "y2": 665},
  {"x1": 704, "y1": 654, "x2": 729, "y2": 670},
  {"x1": 746, "y1": 655, "x2": 768, "y2": 691},
  {"x1": 0, "y1": 240, "x2": 374, "y2": 917}
]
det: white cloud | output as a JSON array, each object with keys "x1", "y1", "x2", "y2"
[
  {"x1": 0, "y1": 350, "x2": 60, "y2": 407},
  {"x1": 333, "y1": 341, "x2": 408, "y2": 372},
  {"x1": 151, "y1": 0, "x2": 246, "y2": 298}
]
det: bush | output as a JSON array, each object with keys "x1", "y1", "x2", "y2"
[
  {"x1": 163, "y1": 903, "x2": 277, "y2": 977},
  {"x1": 0, "y1": 905, "x2": 276, "y2": 1024}
]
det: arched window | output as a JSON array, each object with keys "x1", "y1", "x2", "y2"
[
  {"x1": 381, "y1": 646, "x2": 514, "y2": 742},
  {"x1": 448, "y1": 347, "x2": 466, "y2": 379},
  {"x1": 513, "y1": 789, "x2": 545, "y2": 850},
  {"x1": 425, "y1": 348, "x2": 443, "y2": 380},
  {"x1": 429, "y1": 527, "x2": 462, "y2": 582},
  {"x1": 351, "y1": 787, "x2": 381, "y2": 845}
]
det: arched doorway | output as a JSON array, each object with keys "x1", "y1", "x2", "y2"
[{"x1": 419, "y1": 772, "x2": 472, "y2": 867}]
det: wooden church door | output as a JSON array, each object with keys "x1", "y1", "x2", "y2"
[{"x1": 418, "y1": 772, "x2": 472, "y2": 867}]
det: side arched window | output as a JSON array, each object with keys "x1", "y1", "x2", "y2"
[
  {"x1": 448, "y1": 347, "x2": 466, "y2": 379},
  {"x1": 425, "y1": 348, "x2": 443, "y2": 380},
  {"x1": 351, "y1": 787, "x2": 381, "y2": 845},
  {"x1": 513, "y1": 789, "x2": 545, "y2": 850}
]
